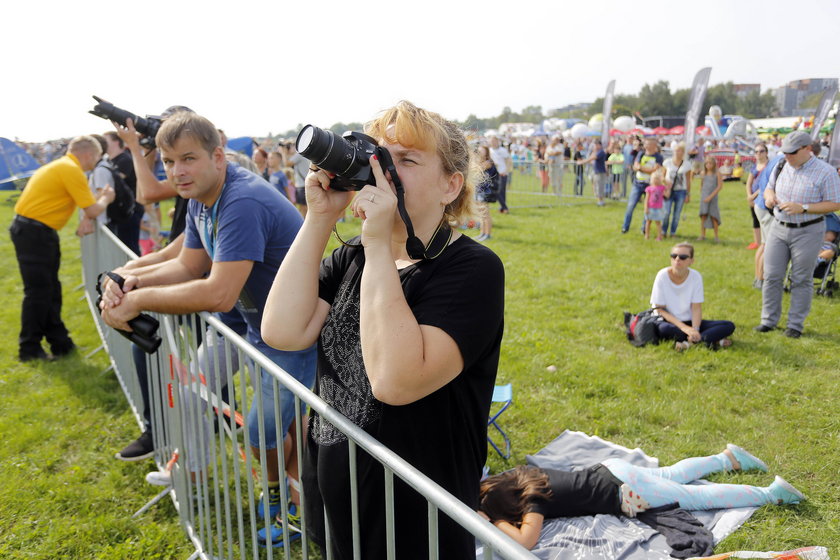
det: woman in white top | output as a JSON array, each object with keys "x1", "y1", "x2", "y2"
[
  {"x1": 661, "y1": 142, "x2": 692, "y2": 237},
  {"x1": 651, "y1": 243, "x2": 735, "y2": 350}
]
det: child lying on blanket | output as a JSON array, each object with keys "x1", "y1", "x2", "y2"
[{"x1": 478, "y1": 444, "x2": 805, "y2": 550}]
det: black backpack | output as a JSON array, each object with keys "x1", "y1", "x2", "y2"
[
  {"x1": 624, "y1": 309, "x2": 662, "y2": 347},
  {"x1": 101, "y1": 160, "x2": 136, "y2": 224}
]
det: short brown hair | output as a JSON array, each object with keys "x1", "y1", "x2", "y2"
[
  {"x1": 673, "y1": 242, "x2": 694, "y2": 258},
  {"x1": 156, "y1": 112, "x2": 221, "y2": 154},
  {"x1": 365, "y1": 100, "x2": 479, "y2": 225}
]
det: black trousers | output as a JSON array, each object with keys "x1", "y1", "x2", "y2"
[{"x1": 10, "y1": 217, "x2": 74, "y2": 357}]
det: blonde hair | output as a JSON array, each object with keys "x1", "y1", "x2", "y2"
[
  {"x1": 365, "y1": 100, "x2": 479, "y2": 225},
  {"x1": 703, "y1": 155, "x2": 718, "y2": 174},
  {"x1": 650, "y1": 168, "x2": 665, "y2": 186},
  {"x1": 68, "y1": 136, "x2": 102, "y2": 159}
]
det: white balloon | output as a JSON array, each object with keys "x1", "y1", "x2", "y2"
[
  {"x1": 588, "y1": 114, "x2": 603, "y2": 131},
  {"x1": 571, "y1": 123, "x2": 591, "y2": 139},
  {"x1": 709, "y1": 105, "x2": 722, "y2": 121},
  {"x1": 613, "y1": 115, "x2": 634, "y2": 132}
]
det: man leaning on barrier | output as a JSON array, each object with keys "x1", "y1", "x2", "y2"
[{"x1": 99, "y1": 111, "x2": 316, "y2": 522}]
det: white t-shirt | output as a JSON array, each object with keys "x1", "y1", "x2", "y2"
[
  {"x1": 650, "y1": 267, "x2": 704, "y2": 323},
  {"x1": 663, "y1": 157, "x2": 692, "y2": 191},
  {"x1": 489, "y1": 146, "x2": 510, "y2": 174}
]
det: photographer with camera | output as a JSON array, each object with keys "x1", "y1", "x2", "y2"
[
  {"x1": 99, "y1": 111, "x2": 316, "y2": 516},
  {"x1": 262, "y1": 101, "x2": 505, "y2": 558},
  {"x1": 11, "y1": 136, "x2": 115, "y2": 362}
]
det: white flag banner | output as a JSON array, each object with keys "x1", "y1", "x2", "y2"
[
  {"x1": 601, "y1": 80, "x2": 615, "y2": 147},
  {"x1": 809, "y1": 85, "x2": 838, "y2": 141},
  {"x1": 684, "y1": 67, "x2": 712, "y2": 150}
]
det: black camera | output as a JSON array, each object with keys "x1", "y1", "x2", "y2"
[
  {"x1": 295, "y1": 124, "x2": 378, "y2": 191},
  {"x1": 96, "y1": 272, "x2": 162, "y2": 354},
  {"x1": 89, "y1": 95, "x2": 163, "y2": 149}
]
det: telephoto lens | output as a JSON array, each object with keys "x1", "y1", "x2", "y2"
[{"x1": 295, "y1": 124, "x2": 378, "y2": 190}]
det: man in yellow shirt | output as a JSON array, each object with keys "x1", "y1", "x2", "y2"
[{"x1": 10, "y1": 136, "x2": 115, "y2": 361}]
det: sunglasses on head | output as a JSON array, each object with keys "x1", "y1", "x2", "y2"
[{"x1": 670, "y1": 253, "x2": 691, "y2": 260}]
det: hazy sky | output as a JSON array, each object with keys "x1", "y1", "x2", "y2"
[{"x1": 4, "y1": 0, "x2": 838, "y2": 142}]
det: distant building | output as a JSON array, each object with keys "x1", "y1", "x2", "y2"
[
  {"x1": 733, "y1": 84, "x2": 760, "y2": 98},
  {"x1": 772, "y1": 78, "x2": 839, "y2": 117},
  {"x1": 550, "y1": 102, "x2": 592, "y2": 116}
]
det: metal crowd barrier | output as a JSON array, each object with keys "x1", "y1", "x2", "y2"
[
  {"x1": 506, "y1": 160, "x2": 632, "y2": 206},
  {"x1": 80, "y1": 224, "x2": 537, "y2": 560}
]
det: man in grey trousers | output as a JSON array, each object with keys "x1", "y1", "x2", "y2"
[{"x1": 755, "y1": 130, "x2": 840, "y2": 338}]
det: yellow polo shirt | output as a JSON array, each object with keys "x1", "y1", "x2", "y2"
[{"x1": 14, "y1": 154, "x2": 97, "y2": 230}]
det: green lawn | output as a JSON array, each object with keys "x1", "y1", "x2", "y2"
[{"x1": 1, "y1": 166, "x2": 838, "y2": 558}]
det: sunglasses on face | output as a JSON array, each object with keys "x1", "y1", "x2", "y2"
[
  {"x1": 755, "y1": 149, "x2": 767, "y2": 153},
  {"x1": 670, "y1": 253, "x2": 691, "y2": 260}
]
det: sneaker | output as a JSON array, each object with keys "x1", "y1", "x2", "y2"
[
  {"x1": 753, "y1": 324, "x2": 774, "y2": 333},
  {"x1": 768, "y1": 476, "x2": 806, "y2": 505},
  {"x1": 258, "y1": 504, "x2": 302, "y2": 548},
  {"x1": 726, "y1": 443, "x2": 768, "y2": 472},
  {"x1": 257, "y1": 482, "x2": 283, "y2": 519},
  {"x1": 783, "y1": 328, "x2": 802, "y2": 339},
  {"x1": 476, "y1": 234, "x2": 487, "y2": 242},
  {"x1": 115, "y1": 431, "x2": 155, "y2": 461},
  {"x1": 674, "y1": 341, "x2": 692, "y2": 352},
  {"x1": 146, "y1": 469, "x2": 172, "y2": 486}
]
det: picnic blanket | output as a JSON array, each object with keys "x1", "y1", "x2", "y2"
[{"x1": 476, "y1": 430, "x2": 757, "y2": 559}]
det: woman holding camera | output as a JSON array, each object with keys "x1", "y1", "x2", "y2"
[{"x1": 262, "y1": 101, "x2": 505, "y2": 559}]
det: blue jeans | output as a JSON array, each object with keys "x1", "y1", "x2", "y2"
[
  {"x1": 603, "y1": 454, "x2": 773, "y2": 510},
  {"x1": 622, "y1": 181, "x2": 647, "y2": 232},
  {"x1": 662, "y1": 189, "x2": 687, "y2": 236},
  {"x1": 247, "y1": 343, "x2": 317, "y2": 450}
]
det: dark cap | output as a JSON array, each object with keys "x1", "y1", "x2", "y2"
[{"x1": 781, "y1": 130, "x2": 811, "y2": 154}]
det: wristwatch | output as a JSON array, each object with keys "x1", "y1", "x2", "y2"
[{"x1": 802, "y1": 204, "x2": 810, "y2": 213}]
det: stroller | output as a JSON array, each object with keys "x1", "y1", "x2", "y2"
[{"x1": 784, "y1": 213, "x2": 840, "y2": 297}]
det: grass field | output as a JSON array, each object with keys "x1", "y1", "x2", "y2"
[{"x1": 1, "y1": 166, "x2": 838, "y2": 558}]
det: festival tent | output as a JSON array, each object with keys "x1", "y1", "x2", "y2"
[
  {"x1": 668, "y1": 125, "x2": 685, "y2": 135},
  {"x1": 651, "y1": 126, "x2": 670, "y2": 135},
  {"x1": 226, "y1": 136, "x2": 254, "y2": 157},
  {"x1": 0, "y1": 138, "x2": 40, "y2": 190}
]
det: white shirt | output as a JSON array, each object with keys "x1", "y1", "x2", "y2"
[
  {"x1": 650, "y1": 267, "x2": 704, "y2": 323},
  {"x1": 489, "y1": 146, "x2": 510, "y2": 174}
]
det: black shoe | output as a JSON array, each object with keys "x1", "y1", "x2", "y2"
[
  {"x1": 51, "y1": 343, "x2": 77, "y2": 358},
  {"x1": 621, "y1": 228, "x2": 628, "y2": 234},
  {"x1": 753, "y1": 324, "x2": 774, "y2": 333},
  {"x1": 783, "y1": 328, "x2": 802, "y2": 339},
  {"x1": 115, "y1": 431, "x2": 155, "y2": 461},
  {"x1": 19, "y1": 349, "x2": 53, "y2": 362}
]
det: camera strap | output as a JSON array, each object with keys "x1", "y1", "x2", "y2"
[{"x1": 375, "y1": 147, "x2": 451, "y2": 260}]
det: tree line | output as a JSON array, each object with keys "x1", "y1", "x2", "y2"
[{"x1": 273, "y1": 81, "x2": 781, "y2": 138}]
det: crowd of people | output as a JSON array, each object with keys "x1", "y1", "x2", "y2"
[{"x1": 8, "y1": 102, "x2": 839, "y2": 558}]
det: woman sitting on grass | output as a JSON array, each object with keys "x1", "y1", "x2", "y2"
[
  {"x1": 478, "y1": 444, "x2": 805, "y2": 550},
  {"x1": 650, "y1": 242, "x2": 735, "y2": 351}
]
